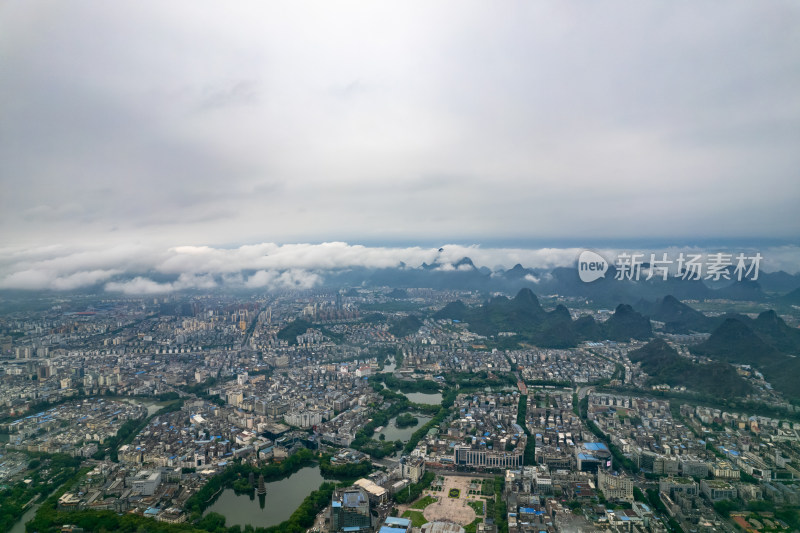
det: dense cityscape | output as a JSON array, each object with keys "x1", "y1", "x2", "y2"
[{"x1": 1, "y1": 284, "x2": 799, "y2": 533}]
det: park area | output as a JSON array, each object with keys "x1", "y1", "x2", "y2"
[{"x1": 400, "y1": 475, "x2": 489, "y2": 531}]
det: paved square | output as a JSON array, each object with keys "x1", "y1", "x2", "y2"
[{"x1": 421, "y1": 476, "x2": 477, "y2": 526}]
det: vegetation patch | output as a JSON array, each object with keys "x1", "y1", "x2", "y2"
[
  {"x1": 395, "y1": 412, "x2": 420, "y2": 428},
  {"x1": 0, "y1": 454, "x2": 82, "y2": 533},
  {"x1": 464, "y1": 518, "x2": 484, "y2": 533},
  {"x1": 389, "y1": 315, "x2": 424, "y2": 338},
  {"x1": 468, "y1": 500, "x2": 485, "y2": 515},
  {"x1": 467, "y1": 500, "x2": 486, "y2": 516},
  {"x1": 448, "y1": 488, "x2": 461, "y2": 498},
  {"x1": 319, "y1": 453, "x2": 373, "y2": 481},
  {"x1": 411, "y1": 495, "x2": 437, "y2": 509},
  {"x1": 394, "y1": 472, "x2": 435, "y2": 504},
  {"x1": 401, "y1": 510, "x2": 428, "y2": 528}
]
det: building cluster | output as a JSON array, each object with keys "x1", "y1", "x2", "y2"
[
  {"x1": 3, "y1": 398, "x2": 146, "y2": 456},
  {"x1": 450, "y1": 392, "x2": 527, "y2": 470},
  {"x1": 3, "y1": 288, "x2": 800, "y2": 533},
  {"x1": 511, "y1": 345, "x2": 626, "y2": 385},
  {"x1": 55, "y1": 460, "x2": 194, "y2": 523}
]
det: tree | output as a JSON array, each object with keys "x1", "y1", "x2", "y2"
[{"x1": 197, "y1": 511, "x2": 227, "y2": 531}]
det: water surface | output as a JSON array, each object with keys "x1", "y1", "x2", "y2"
[
  {"x1": 204, "y1": 466, "x2": 324, "y2": 528},
  {"x1": 404, "y1": 392, "x2": 443, "y2": 405},
  {"x1": 9, "y1": 504, "x2": 39, "y2": 533},
  {"x1": 379, "y1": 413, "x2": 433, "y2": 443}
]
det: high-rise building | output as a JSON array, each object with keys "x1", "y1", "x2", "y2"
[
  {"x1": 400, "y1": 456, "x2": 426, "y2": 483},
  {"x1": 330, "y1": 487, "x2": 371, "y2": 532}
]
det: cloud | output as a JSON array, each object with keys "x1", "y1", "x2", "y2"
[
  {"x1": 103, "y1": 272, "x2": 219, "y2": 294},
  {"x1": 245, "y1": 269, "x2": 320, "y2": 290},
  {"x1": 0, "y1": 241, "x2": 797, "y2": 293},
  {"x1": 0, "y1": 268, "x2": 120, "y2": 291},
  {"x1": 105, "y1": 277, "x2": 173, "y2": 295},
  {"x1": 198, "y1": 80, "x2": 260, "y2": 110},
  {"x1": 0, "y1": 2, "x2": 798, "y2": 249}
]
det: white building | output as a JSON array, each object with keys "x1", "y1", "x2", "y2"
[{"x1": 131, "y1": 470, "x2": 162, "y2": 496}]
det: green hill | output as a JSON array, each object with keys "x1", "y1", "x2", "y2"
[
  {"x1": 277, "y1": 319, "x2": 314, "y2": 345},
  {"x1": 434, "y1": 289, "x2": 652, "y2": 348},
  {"x1": 750, "y1": 310, "x2": 800, "y2": 353},
  {"x1": 692, "y1": 318, "x2": 782, "y2": 367},
  {"x1": 778, "y1": 287, "x2": 800, "y2": 306},
  {"x1": 389, "y1": 315, "x2": 424, "y2": 338},
  {"x1": 692, "y1": 313, "x2": 800, "y2": 400},
  {"x1": 433, "y1": 300, "x2": 468, "y2": 321},
  {"x1": 635, "y1": 295, "x2": 714, "y2": 333},
  {"x1": 601, "y1": 304, "x2": 652, "y2": 341},
  {"x1": 630, "y1": 339, "x2": 751, "y2": 398}
]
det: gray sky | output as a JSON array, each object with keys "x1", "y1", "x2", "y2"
[{"x1": 1, "y1": 2, "x2": 799, "y2": 290}]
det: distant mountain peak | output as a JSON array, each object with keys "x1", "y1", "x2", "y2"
[
  {"x1": 454, "y1": 257, "x2": 475, "y2": 268},
  {"x1": 513, "y1": 287, "x2": 541, "y2": 308},
  {"x1": 661, "y1": 294, "x2": 680, "y2": 305},
  {"x1": 614, "y1": 303, "x2": 635, "y2": 315},
  {"x1": 755, "y1": 309, "x2": 779, "y2": 323}
]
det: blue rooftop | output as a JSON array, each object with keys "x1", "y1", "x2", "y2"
[{"x1": 385, "y1": 517, "x2": 411, "y2": 527}]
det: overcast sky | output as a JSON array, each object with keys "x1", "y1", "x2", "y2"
[{"x1": 1, "y1": 2, "x2": 799, "y2": 290}]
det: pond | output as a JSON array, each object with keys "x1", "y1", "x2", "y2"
[
  {"x1": 404, "y1": 391, "x2": 443, "y2": 405},
  {"x1": 203, "y1": 466, "x2": 324, "y2": 529},
  {"x1": 378, "y1": 413, "x2": 433, "y2": 443}
]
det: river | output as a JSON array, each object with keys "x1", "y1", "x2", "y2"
[
  {"x1": 203, "y1": 466, "x2": 325, "y2": 529},
  {"x1": 9, "y1": 504, "x2": 40, "y2": 533}
]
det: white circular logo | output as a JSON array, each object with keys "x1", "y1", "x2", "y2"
[{"x1": 578, "y1": 250, "x2": 608, "y2": 282}]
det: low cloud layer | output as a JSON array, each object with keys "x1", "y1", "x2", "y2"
[{"x1": 0, "y1": 242, "x2": 797, "y2": 294}]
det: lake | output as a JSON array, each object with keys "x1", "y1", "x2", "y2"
[
  {"x1": 204, "y1": 466, "x2": 325, "y2": 529},
  {"x1": 379, "y1": 413, "x2": 433, "y2": 443},
  {"x1": 404, "y1": 391, "x2": 443, "y2": 405}
]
